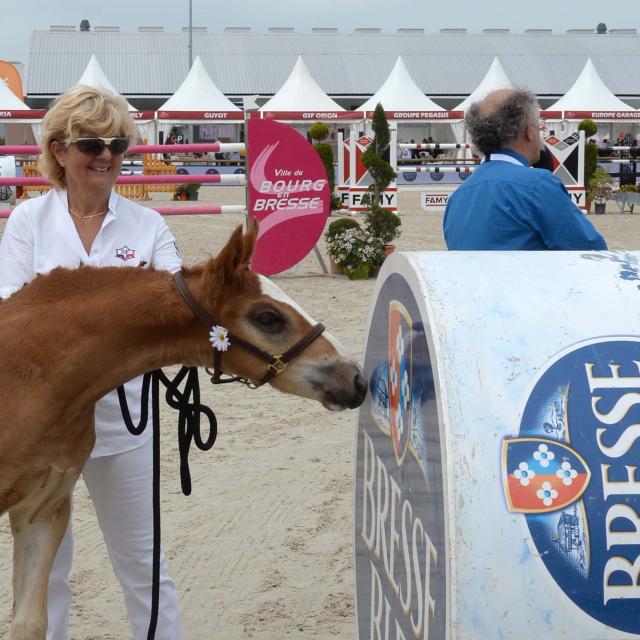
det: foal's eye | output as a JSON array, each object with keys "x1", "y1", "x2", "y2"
[{"x1": 256, "y1": 311, "x2": 280, "y2": 327}]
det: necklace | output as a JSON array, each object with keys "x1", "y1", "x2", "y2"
[{"x1": 68, "y1": 208, "x2": 109, "y2": 220}]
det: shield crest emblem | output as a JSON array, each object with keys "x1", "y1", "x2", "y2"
[
  {"x1": 502, "y1": 438, "x2": 591, "y2": 513},
  {"x1": 388, "y1": 300, "x2": 412, "y2": 464}
]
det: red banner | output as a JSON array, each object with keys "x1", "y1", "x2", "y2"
[
  {"x1": 563, "y1": 111, "x2": 640, "y2": 120},
  {"x1": 0, "y1": 110, "x2": 46, "y2": 119},
  {"x1": 130, "y1": 111, "x2": 156, "y2": 120},
  {"x1": 366, "y1": 110, "x2": 464, "y2": 120},
  {"x1": 258, "y1": 110, "x2": 364, "y2": 121},
  {"x1": 248, "y1": 119, "x2": 330, "y2": 275},
  {"x1": 156, "y1": 111, "x2": 244, "y2": 120}
]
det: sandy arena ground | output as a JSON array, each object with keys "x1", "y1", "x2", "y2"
[{"x1": 1, "y1": 187, "x2": 640, "y2": 639}]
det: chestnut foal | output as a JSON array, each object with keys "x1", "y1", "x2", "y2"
[{"x1": 0, "y1": 222, "x2": 366, "y2": 639}]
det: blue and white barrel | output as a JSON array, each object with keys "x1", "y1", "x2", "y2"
[{"x1": 355, "y1": 250, "x2": 640, "y2": 639}]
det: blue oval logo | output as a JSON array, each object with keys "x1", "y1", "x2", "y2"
[{"x1": 503, "y1": 339, "x2": 640, "y2": 634}]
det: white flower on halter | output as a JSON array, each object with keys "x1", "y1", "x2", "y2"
[{"x1": 209, "y1": 325, "x2": 230, "y2": 351}]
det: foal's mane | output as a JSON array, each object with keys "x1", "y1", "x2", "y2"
[{"x1": 8, "y1": 264, "x2": 177, "y2": 305}]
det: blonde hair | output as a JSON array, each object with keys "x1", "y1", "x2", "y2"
[{"x1": 39, "y1": 85, "x2": 138, "y2": 188}]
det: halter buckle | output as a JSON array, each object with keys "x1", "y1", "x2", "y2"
[{"x1": 267, "y1": 356, "x2": 288, "y2": 375}]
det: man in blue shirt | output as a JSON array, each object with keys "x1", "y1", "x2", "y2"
[{"x1": 443, "y1": 88, "x2": 607, "y2": 250}]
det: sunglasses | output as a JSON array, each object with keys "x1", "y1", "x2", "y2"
[{"x1": 71, "y1": 137, "x2": 130, "y2": 156}]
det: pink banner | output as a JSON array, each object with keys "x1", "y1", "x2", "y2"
[{"x1": 248, "y1": 119, "x2": 330, "y2": 275}]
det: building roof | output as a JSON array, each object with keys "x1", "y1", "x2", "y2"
[{"x1": 25, "y1": 28, "x2": 640, "y2": 107}]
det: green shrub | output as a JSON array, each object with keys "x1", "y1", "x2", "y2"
[
  {"x1": 578, "y1": 119, "x2": 598, "y2": 139},
  {"x1": 364, "y1": 206, "x2": 401, "y2": 245},
  {"x1": 309, "y1": 122, "x2": 329, "y2": 142},
  {"x1": 330, "y1": 193, "x2": 343, "y2": 211},
  {"x1": 584, "y1": 142, "x2": 598, "y2": 193},
  {"x1": 326, "y1": 216, "x2": 360, "y2": 243},
  {"x1": 315, "y1": 143, "x2": 334, "y2": 185},
  {"x1": 619, "y1": 184, "x2": 639, "y2": 193},
  {"x1": 588, "y1": 167, "x2": 613, "y2": 202},
  {"x1": 314, "y1": 141, "x2": 339, "y2": 210}
]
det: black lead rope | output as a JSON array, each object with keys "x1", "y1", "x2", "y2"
[{"x1": 117, "y1": 366, "x2": 217, "y2": 640}]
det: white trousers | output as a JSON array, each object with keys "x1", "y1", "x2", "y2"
[{"x1": 46, "y1": 439, "x2": 183, "y2": 640}]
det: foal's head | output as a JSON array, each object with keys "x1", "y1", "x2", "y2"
[{"x1": 184, "y1": 221, "x2": 366, "y2": 410}]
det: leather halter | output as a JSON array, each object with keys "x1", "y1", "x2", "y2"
[{"x1": 173, "y1": 271, "x2": 325, "y2": 388}]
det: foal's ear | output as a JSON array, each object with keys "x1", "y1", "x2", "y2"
[
  {"x1": 241, "y1": 217, "x2": 259, "y2": 264},
  {"x1": 215, "y1": 219, "x2": 259, "y2": 282}
]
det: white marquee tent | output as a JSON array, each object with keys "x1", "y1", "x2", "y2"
[
  {"x1": 156, "y1": 55, "x2": 243, "y2": 144},
  {"x1": 358, "y1": 56, "x2": 445, "y2": 114},
  {"x1": 545, "y1": 58, "x2": 638, "y2": 141},
  {"x1": 0, "y1": 78, "x2": 43, "y2": 144},
  {"x1": 451, "y1": 57, "x2": 514, "y2": 154},
  {"x1": 357, "y1": 56, "x2": 454, "y2": 148},
  {"x1": 74, "y1": 54, "x2": 156, "y2": 144},
  {"x1": 259, "y1": 55, "x2": 345, "y2": 115}
]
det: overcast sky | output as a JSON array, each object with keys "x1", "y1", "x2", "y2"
[{"x1": 3, "y1": 0, "x2": 639, "y2": 63}]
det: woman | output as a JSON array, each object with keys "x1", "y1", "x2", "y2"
[{"x1": 0, "y1": 86, "x2": 183, "y2": 639}]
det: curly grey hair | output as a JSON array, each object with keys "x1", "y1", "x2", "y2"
[{"x1": 465, "y1": 89, "x2": 540, "y2": 156}]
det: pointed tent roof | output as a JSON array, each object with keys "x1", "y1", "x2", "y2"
[
  {"x1": 158, "y1": 56, "x2": 241, "y2": 113},
  {"x1": 548, "y1": 58, "x2": 634, "y2": 112},
  {"x1": 455, "y1": 57, "x2": 513, "y2": 111},
  {"x1": 260, "y1": 56, "x2": 344, "y2": 112},
  {"x1": 76, "y1": 54, "x2": 153, "y2": 121},
  {"x1": 0, "y1": 77, "x2": 30, "y2": 110},
  {"x1": 77, "y1": 54, "x2": 123, "y2": 97},
  {"x1": 0, "y1": 77, "x2": 44, "y2": 121},
  {"x1": 358, "y1": 56, "x2": 445, "y2": 112}
]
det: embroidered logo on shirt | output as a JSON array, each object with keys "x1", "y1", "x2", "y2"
[{"x1": 115, "y1": 245, "x2": 136, "y2": 261}]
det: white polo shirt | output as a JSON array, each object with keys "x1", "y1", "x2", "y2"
[{"x1": 0, "y1": 188, "x2": 183, "y2": 457}]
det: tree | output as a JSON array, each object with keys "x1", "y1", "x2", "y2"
[
  {"x1": 578, "y1": 119, "x2": 599, "y2": 199},
  {"x1": 361, "y1": 103, "x2": 397, "y2": 211},
  {"x1": 309, "y1": 122, "x2": 341, "y2": 211}
]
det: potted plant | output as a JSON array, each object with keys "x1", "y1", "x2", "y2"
[
  {"x1": 325, "y1": 217, "x2": 360, "y2": 274},
  {"x1": 325, "y1": 219, "x2": 383, "y2": 279},
  {"x1": 186, "y1": 182, "x2": 201, "y2": 201},
  {"x1": 363, "y1": 206, "x2": 401, "y2": 258},
  {"x1": 588, "y1": 168, "x2": 613, "y2": 214},
  {"x1": 174, "y1": 184, "x2": 189, "y2": 201}
]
